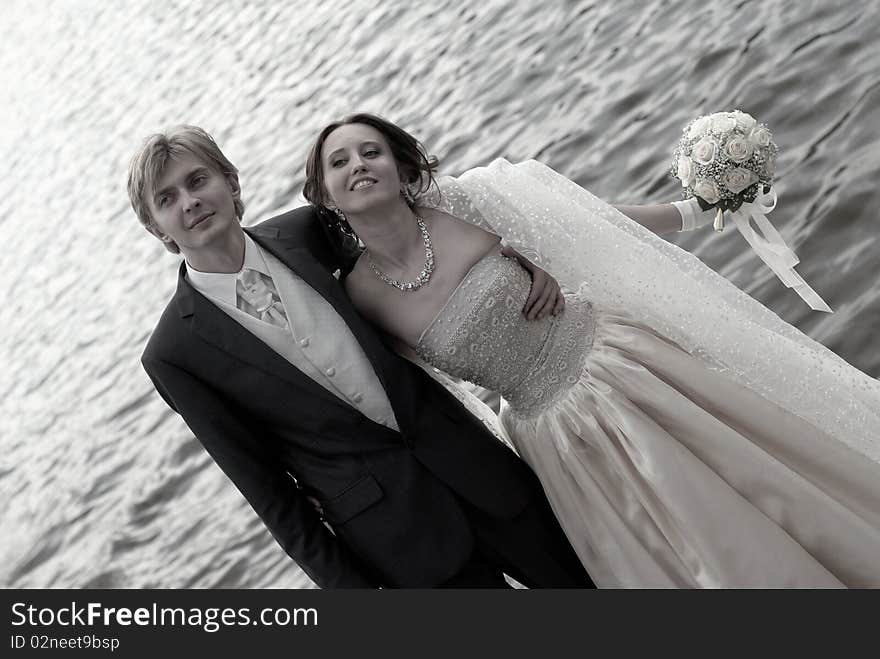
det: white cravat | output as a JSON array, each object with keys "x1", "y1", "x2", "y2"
[{"x1": 236, "y1": 268, "x2": 289, "y2": 331}]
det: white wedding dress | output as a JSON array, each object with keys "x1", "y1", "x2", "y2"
[{"x1": 414, "y1": 160, "x2": 880, "y2": 588}]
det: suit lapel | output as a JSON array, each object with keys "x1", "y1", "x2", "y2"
[
  {"x1": 273, "y1": 243, "x2": 421, "y2": 431},
  {"x1": 174, "y1": 262, "x2": 348, "y2": 409},
  {"x1": 247, "y1": 227, "x2": 398, "y2": 396}
]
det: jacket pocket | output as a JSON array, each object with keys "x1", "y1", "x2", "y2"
[{"x1": 321, "y1": 474, "x2": 383, "y2": 524}]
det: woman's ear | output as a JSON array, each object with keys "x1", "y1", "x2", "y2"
[{"x1": 399, "y1": 167, "x2": 416, "y2": 187}]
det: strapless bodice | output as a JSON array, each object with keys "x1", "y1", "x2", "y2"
[{"x1": 416, "y1": 249, "x2": 596, "y2": 417}]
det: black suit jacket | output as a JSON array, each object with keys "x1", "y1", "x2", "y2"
[{"x1": 141, "y1": 206, "x2": 539, "y2": 588}]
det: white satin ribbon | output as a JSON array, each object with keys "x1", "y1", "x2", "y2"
[{"x1": 727, "y1": 190, "x2": 832, "y2": 312}]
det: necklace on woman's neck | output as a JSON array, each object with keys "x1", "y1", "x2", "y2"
[{"x1": 367, "y1": 214, "x2": 435, "y2": 291}]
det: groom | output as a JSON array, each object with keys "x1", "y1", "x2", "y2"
[{"x1": 127, "y1": 125, "x2": 593, "y2": 588}]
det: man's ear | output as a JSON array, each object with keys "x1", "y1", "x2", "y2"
[
  {"x1": 145, "y1": 222, "x2": 173, "y2": 242},
  {"x1": 226, "y1": 173, "x2": 241, "y2": 198}
]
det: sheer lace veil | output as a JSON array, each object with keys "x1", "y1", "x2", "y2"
[{"x1": 423, "y1": 159, "x2": 880, "y2": 460}]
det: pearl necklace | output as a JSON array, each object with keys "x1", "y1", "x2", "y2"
[{"x1": 367, "y1": 215, "x2": 435, "y2": 291}]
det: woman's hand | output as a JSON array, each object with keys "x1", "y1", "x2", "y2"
[{"x1": 501, "y1": 245, "x2": 565, "y2": 320}]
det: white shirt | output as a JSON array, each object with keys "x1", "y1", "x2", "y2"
[{"x1": 186, "y1": 233, "x2": 399, "y2": 430}]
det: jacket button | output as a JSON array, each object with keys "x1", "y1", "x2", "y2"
[
  {"x1": 352, "y1": 392, "x2": 363, "y2": 403},
  {"x1": 300, "y1": 337, "x2": 310, "y2": 347},
  {"x1": 325, "y1": 367, "x2": 336, "y2": 377}
]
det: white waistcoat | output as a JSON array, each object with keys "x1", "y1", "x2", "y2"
[{"x1": 206, "y1": 245, "x2": 399, "y2": 431}]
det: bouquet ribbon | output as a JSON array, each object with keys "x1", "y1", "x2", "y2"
[{"x1": 728, "y1": 189, "x2": 832, "y2": 312}]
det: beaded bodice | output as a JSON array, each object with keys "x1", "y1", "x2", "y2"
[{"x1": 416, "y1": 249, "x2": 596, "y2": 418}]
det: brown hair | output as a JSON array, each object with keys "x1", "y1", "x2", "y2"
[
  {"x1": 302, "y1": 113, "x2": 439, "y2": 209},
  {"x1": 127, "y1": 125, "x2": 244, "y2": 254}
]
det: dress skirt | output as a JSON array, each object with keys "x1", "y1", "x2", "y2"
[{"x1": 501, "y1": 309, "x2": 880, "y2": 588}]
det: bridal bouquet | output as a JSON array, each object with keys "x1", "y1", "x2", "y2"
[
  {"x1": 671, "y1": 110, "x2": 831, "y2": 312},
  {"x1": 672, "y1": 110, "x2": 777, "y2": 230}
]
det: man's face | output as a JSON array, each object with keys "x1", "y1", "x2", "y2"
[
  {"x1": 146, "y1": 152, "x2": 240, "y2": 258},
  {"x1": 321, "y1": 123, "x2": 403, "y2": 216}
]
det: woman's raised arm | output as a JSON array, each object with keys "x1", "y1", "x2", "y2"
[{"x1": 613, "y1": 198, "x2": 716, "y2": 236}]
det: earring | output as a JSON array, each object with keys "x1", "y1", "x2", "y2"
[
  {"x1": 401, "y1": 185, "x2": 415, "y2": 206},
  {"x1": 326, "y1": 205, "x2": 357, "y2": 238}
]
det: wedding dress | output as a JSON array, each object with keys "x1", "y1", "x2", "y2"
[{"x1": 413, "y1": 159, "x2": 880, "y2": 588}]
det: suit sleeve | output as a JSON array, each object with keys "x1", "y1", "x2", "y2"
[{"x1": 142, "y1": 355, "x2": 380, "y2": 588}]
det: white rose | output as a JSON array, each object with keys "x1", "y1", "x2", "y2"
[
  {"x1": 711, "y1": 114, "x2": 737, "y2": 134},
  {"x1": 732, "y1": 110, "x2": 756, "y2": 131},
  {"x1": 687, "y1": 115, "x2": 711, "y2": 139},
  {"x1": 691, "y1": 139, "x2": 716, "y2": 165},
  {"x1": 693, "y1": 179, "x2": 720, "y2": 204},
  {"x1": 676, "y1": 157, "x2": 695, "y2": 187},
  {"x1": 724, "y1": 136, "x2": 754, "y2": 163},
  {"x1": 722, "y1": 167, "x2": 757, "y2": 194},
  {"x1": 749, "y1": 126, "x2": 772, "y2": 147}
]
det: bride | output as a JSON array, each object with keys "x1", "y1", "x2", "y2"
[{"x1": 302, "y1": 113, "x2": 880, "y2": 588}]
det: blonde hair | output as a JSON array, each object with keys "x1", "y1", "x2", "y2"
[{"x1": 127, "y1": 125, "x2": 244, "y2": 254}]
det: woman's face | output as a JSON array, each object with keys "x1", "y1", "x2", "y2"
[{"x1": 320, "y1": 123, "x2": 404, "y2": 215}]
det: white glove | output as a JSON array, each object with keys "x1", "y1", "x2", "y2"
[{"x1": 672, "y1": 198, "x2": 717, "y2": 232}]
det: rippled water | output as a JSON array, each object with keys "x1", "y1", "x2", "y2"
[{"x1": 2, "y1": 0, "x2": 878, "y2": 588}]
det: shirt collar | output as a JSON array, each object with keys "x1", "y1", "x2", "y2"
[{"x1": 185, "y1": 233, "x2": 270, "y2": 308}]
